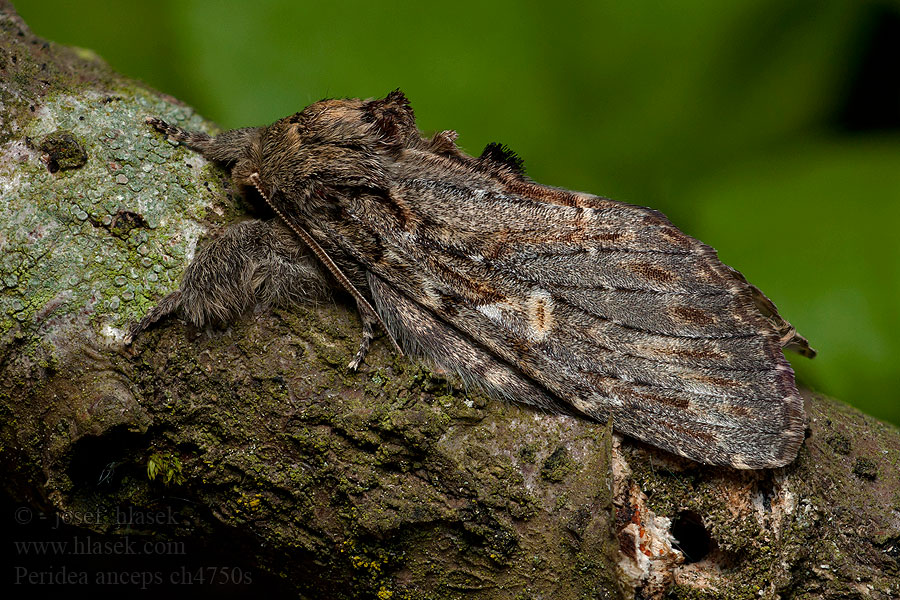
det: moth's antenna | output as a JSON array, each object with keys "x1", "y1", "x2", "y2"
[{"x1": 248, "y1": 172, "x2": 403, "y2": 366}]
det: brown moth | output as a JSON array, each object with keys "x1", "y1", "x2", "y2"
[{"x1": 128, "y1": 90, "x2": 815, "y2": 469}]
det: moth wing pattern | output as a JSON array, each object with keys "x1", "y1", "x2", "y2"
[{"x1": 348, "y1": 181, "x2": 810, "y2": 469}]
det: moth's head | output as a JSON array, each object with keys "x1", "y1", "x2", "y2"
[
  {"x1": 288, "y1": 90, "x2": 418, "y2": 150},
  {"x1": 234, "y1": 91, "x2": 419, "y2": 197}
]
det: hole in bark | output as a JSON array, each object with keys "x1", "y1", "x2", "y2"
[
  {"x1": 671, "y1": 510, "x2": 712, "y2": 563},
  {"x1": 67, "y1": 426, "x2": 148, "y2": 488},
  {"x1": 757, "y1": 471, "x2": 776, "y2": 512}
]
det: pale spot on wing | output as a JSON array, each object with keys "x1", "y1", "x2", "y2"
[
  {"x1": 582, "y1": 207, "x2": 597, "y2": 223},
  {"x1": 588, "y1": 392, "x2": 623, "y2": 409},
  {"x1": 476, "y1": 303, "x2": 505, "y2": 324},
  {"x1": 526, "y1": 289, "x2": 555, "y2": 341}
]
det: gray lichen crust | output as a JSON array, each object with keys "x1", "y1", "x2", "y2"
[{"x1": 0, "y1": 89, "x2": 223, "y2": 347}]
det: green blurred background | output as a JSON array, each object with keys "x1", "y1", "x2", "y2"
[{"x1": 15, "y1": 0, "x2": 900, "y2": 425}]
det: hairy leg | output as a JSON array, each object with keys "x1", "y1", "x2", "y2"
[{"x1": 347, "y1": 304, "x2": 379, "y2": 371}]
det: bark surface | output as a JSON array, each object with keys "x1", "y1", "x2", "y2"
[{"x1": 1, "y1": 4, "x2": 898, "y2": 598}]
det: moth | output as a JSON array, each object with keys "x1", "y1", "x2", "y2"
[{"x1": 128, "y1": 90, "x2": 815, "y2": 469}]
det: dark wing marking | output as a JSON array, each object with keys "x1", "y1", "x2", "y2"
[{"x1": 479, "y1": 142, "x2": 526, "y2": 175}]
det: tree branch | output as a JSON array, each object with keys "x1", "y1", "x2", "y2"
[{"x1": 1, "y1": 4, "x2": 898, "y2": 597}]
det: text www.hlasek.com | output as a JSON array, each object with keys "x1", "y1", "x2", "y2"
[{"x1": 15, "y1": 535, "x2": 184, "y2": 557}]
